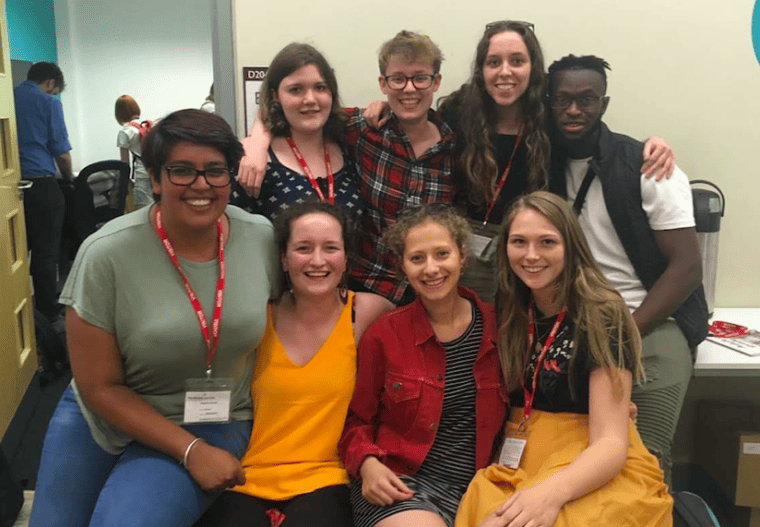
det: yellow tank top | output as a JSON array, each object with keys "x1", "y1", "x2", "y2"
[{"x1": 233, "y1": 293, "x2": 355, "y2": 500}]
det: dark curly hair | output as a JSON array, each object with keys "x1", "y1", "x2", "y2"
[
  {"x1": 440, "y1": 22, "x2": 549, "y2": 206},
  {"x1": 547, "y1": 54, "x2": 611, "y2": 96},
  {"x1": 259, "y1": 43, "x2": 345, "y2": 142}
]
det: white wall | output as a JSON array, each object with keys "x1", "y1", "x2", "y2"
[
  {"x1": 231, "y1": 0, "x2": 760, "y2": 308},
  {"x1": 54, "y1": 0, "x2": 214, "y2": 171}
]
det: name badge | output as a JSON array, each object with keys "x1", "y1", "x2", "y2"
[
  {"x1": 471, "y1": 233, "x2": 492, "y2": 259},
  {"x1": 498, "y1": 437, "x2": 527, "y2": 469},
  {"x1": 183, "y1": 378, "x2": 233, "y2": 423}
]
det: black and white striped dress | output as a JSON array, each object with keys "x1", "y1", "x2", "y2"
[{"x1": 350, "y1": 302, "x2": 483, "y2": 527}]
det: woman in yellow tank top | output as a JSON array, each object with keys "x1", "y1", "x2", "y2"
[{"x1": 196, "y1": 202, "x2": 394, "y2": 527}]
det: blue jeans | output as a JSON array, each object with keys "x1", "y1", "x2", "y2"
[{"x1": 30, "y1": 385, "x2": 251, "y2": 527}]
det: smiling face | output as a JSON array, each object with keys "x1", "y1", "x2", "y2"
[
  {"x1": 506, "y1": 207, "x2": 565, "y2": 312},
  {"x1": 379, "y1": 54, "x2": 441, "y2": 128},
  {"x1": 276, "y1": 64, "x2": 333, "y2": 136},
  {"x1": 482, "y1": 31, "x2": 531, "y2": 109},
  {"x1": 551, "y1": 69, "x2": 609, "y2": 141},
  {"x1": 282, "y1": 212, "x2": 347, "y2": 298},
  {"x1": 150, "y1": 141, "x2": 230, "y2": 234},
  {"x1": 402, "y1": 220, "x2": 464, "y2": 305}
]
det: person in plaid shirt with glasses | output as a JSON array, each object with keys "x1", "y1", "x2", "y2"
[{"x1": 238, "y1": 30, "x2": 456, "y2": 305}]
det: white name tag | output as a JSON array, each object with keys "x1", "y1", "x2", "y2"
[
  {"x1": 183, "y1": 378, "x2": 232, "y2": 423},
  {"x1": 498, "y1": 437, "x2": 527, "y2": 469},
  {"x1": 471, "y1": 233, "x2": 492, "y2": 258}
]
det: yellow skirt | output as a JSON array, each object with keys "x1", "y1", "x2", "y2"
[{"x1": 454, "y1": 410, "x2": 672, "y2": 527}]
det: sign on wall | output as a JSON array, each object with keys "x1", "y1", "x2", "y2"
[{"x1": 243, "y1": 67, "x2": 267, "y2": 134}]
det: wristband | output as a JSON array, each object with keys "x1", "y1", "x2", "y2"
[{"x1": 181, "y1": 437, "x2": 204, "y2": 468}]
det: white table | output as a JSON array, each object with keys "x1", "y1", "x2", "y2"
[{"x1": 695, "y1": 308, "x2": 760, "y2": 376}]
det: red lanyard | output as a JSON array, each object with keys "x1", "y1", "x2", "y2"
[
  {"x1": 286, "y1": 137, "x2": 335, "y2": 205},
  {"x1": 483, "y1": 129, "x2": 523, "y2": 225},
  {"x1": 521, "y1": 301, "x2": 567, "y2": 422},
  {"x1": 155, "y1": 206, "x2": 225, "y2": 377}
]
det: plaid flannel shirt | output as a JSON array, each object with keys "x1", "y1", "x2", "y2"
[{"x1": 343, "y1": 107, "x2": 456, "y2": 303}]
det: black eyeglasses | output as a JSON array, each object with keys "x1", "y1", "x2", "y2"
[
  {"x1": 548, "y1": 95, "x2": 607, "y2": 110},
  {"x1": 485, "y1": 20, "x2": 535, "y2": 32},
  {"x1": 383, "y1": 74, "x2": 437, "y2": 91},
  {"x1": 164, "y1": 166, "x2": 233, "y2": 187}
]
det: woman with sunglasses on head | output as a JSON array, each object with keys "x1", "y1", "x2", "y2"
[
  {"x1": 195, "y1": 202, "x2": 393, "y2": 527},
  {"x1": 29, "y1": 109, "x2": 279, "y2": 527},
  {"x1": 230, "y1": 43, "x2": 363, "y2": 223},
  {"x1": 436, "y1": 21, "x2": 674, "y2": 301},
  {"x1": 454, "y1": 191, "x2": 671, "y2": 527},
  {"x1": 339, "y1": 204, "x2": 507, "y2": 527}
]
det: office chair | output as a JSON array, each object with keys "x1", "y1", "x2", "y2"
[{"x1": 72, "y1": 160, "x2": 131, "y2": 241}]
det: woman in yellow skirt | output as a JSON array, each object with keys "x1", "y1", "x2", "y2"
[{"x1": 455, "y1": 191, "x2": 672, "y2": 527}]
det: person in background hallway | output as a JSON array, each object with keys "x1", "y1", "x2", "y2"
[
  {"x1": 29, "y1": 109, "x2": 279, "y2": 527},
  {"x1": 196, "y1": 202, "x2": 393, "y2": 527},
  {"x1": 14, "y1": 61, "x2": 73, "y2": 328},
  {"x1": 454, "y1": 191, "x2": 672, "y2": 527},
  {"x1": 201, "y1": 84, "x2": 215, "y2": 113},
  {"x1": 339, "y1": 204, "x2": 506, "y2": 527},
  {"x1": 115, "y1": 94, "x2": 152, "y2": 209},
  {"x1": 547, "y1": 55, "x2": 708, "y2": 486}
]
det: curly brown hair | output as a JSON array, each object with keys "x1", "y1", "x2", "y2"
[
  {"x1": 382, "y1": 203, "x2": 471, "y2": 265},
  {"x1": 440, "y1": 22, "x2": 549, "y2": 207},
  {"x1": 259, "y1": 43, "x2": 345, "y2": 142}
]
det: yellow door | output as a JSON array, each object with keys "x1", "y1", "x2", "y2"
[{"x1": 0, "y1": 0, "x2": 38, "y2": 438}]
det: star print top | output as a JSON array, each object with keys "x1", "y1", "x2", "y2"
[
  {"x1": 508, "y1": 312, "x2": 636, "y2": 414},
  {"x1": 230, "y1": 144, "x2": 364, "y2": 224}
]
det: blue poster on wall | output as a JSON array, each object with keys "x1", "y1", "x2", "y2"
[{"x1": 754, "y1": 0, "x2": 760, "y2": 68}]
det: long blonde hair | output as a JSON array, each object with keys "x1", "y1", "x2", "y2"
[{"x1": 495, "y1": 191, "x2": 644, "y2": 393}]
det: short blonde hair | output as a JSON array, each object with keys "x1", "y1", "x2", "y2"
[{"x1": 378, "y1": 30, "x2": 443, "y2": 75}]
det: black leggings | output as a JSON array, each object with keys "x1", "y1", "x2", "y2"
[{"x1": 195, "y1": 484, "x2": 352, "y2": 527}]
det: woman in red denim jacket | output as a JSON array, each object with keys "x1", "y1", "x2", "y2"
[{"x1": 338, "y1": 204, "x2": 507, "y2": 527}]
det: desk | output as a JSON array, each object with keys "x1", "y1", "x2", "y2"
[{"x1": 695, "y1": 308, "x2": 760, "y2": 377}]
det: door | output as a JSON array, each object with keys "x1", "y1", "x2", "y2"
[{"x1": 0, "y1": 0, "x2": 38, "y2": 438}]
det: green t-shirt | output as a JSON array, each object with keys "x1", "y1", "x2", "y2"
[{"x1": 60, "y1": 205, "x2": 278, "y2": 453}]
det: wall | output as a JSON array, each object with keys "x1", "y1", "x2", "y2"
[
  {"x1": 53, "y1": 0, "x2": 214, "y2": 171},
  {"x1": 6, "y1": 0, "x2": 57, "y2": 62},
  {"x1": 231, "y1": 0, "x2": 760, "y2": 308}
]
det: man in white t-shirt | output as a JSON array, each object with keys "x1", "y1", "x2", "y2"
[{"x1": 546, "y1": 54, "x2": 708, "y2": 487}]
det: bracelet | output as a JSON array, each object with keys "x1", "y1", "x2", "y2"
[{"x1": 181, "y1": 437, "x2": 204, "y2": 468}]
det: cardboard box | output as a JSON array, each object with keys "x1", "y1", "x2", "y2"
[
  {"x1": 736, "y1": 434, "x2": 760, "y2": 508},
  {"x1": 695, "y1": 401, "x2": 760, "y2": 507}
]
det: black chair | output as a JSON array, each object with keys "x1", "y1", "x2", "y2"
[{"x1": 72, "y1": 160, "x2": 130, "y2": 241}]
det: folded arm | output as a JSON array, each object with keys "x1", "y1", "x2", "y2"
[{"x1": 67, "y1": 307, "x2": 245, "y2": 491}]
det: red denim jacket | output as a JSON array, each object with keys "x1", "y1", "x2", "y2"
[{"x1": 338, "y1": 287, "x2": 507, "y2": 479}]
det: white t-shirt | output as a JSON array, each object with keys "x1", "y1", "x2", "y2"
[
  {"x1": 566, "y1": 158, "x2": 695, "y2": 311},
  {"x1": 116, "y1": 123, "x2": 149, "y2": 182}
]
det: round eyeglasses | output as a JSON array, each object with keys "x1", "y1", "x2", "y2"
[
  {"x1": 383, "y1": 74, "x2": 437, "y2": 91},
  {"x1": 165, "y1": 166, "x2": 233, "y2": 187}
]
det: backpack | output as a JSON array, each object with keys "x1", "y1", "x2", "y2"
[
  {"x1": 127, "y1": 119, "x2": 153, "y2": 144},
  {"x1": 673, "y1": 491, "x2": 722, "y2": 527}
]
